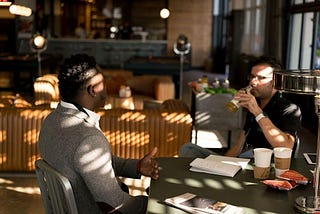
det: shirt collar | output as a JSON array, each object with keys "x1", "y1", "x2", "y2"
[{"x1": 60, "y1": 101, "x2": 101, "y2": 125}]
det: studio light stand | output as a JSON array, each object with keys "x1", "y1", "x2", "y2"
[
  {"x1": 274, "y1": 70, "x2": 320, "y2": 213},
  {"x1": 30, "y1": 33, "x2": 47, "y2": 77},
  {"x1": 173, "y1": 34, "x2": 191, "y2": 100}
]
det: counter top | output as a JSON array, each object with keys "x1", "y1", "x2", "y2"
[
  {"x1": 17, "y1": 38, "x2": 168, "y2": 68},
  {"x1": 41, "y1": 38, "x2": 168, "y2": 44}
]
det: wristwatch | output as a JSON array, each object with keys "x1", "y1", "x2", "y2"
[{"x1": 255, "y1": 112, "x2": 267, "y2": 122}]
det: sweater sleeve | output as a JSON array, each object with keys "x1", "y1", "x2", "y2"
[
  {"x1": 112, "y1": 156, "x2": 141, "y2": 178},
  {"x1": 73, "y1": 133, "x2": 147, "y2": 214}
]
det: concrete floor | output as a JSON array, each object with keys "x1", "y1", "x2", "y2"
[
  {"x1": 0, "y1": 70, "x2": 317, "y2": 214},
  {"x1": 0, "y1": 175, "x2": 44, "y2": 214},
  {"x1": 0, "y1": 174, "x2": 151, "y2": 214}
]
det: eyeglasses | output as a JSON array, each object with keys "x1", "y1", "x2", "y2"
[{"x1": 248, "y1": 74, "x2": 272, "y2": 81}]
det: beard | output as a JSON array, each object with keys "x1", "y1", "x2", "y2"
[
  {"x1": 250, "y1": 82, "x2": 273, "y2": 98},
  {"x1": 250, "y1": 88, "x2": 259, "y2": 97},
  {"x1": 251, "y1": 88, "x2": 273, "y2": 100}
]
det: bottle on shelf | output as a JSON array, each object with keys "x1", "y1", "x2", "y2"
[
  {"x1": 125, "y1": 86, "x2": 132, "y2": 97},
  {"x1": 201, "y1": 75, "x2": 208, "y2": 91},
  {"x1": 13, "y1": 93, "x2": 20, "y2": 107},
  {"x1": 221, "y1": 79, "x2": 230, "y2": 89},
  {"x1": 119, "y1": 85, "x2": 131, "y2": 97},
  {"x1": 212, "y1": 78, "x2": 220, "y2": 89},
  {"x1": 226, "y1": 85, "x2": 252, "y2": 112}
]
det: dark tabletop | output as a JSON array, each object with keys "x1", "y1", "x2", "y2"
[{"x1": 147, "y1": 157, "x2": 314, "y2": 214}]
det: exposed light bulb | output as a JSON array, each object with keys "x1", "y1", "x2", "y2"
[
  {"x1": 110, "y1": 26, "x2": 118, "y2": 33},
  {"x1": 9, "y1": 4, "x2": 32, "y2": 16},
  {"x1": 34, "y1": 35, "x2": 45, "y2": 48},
  {"x1": 160, "y1": 8, "x2": 170, "y2": 19}
]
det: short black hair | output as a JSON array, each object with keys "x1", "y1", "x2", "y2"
[
  {"x1": 58, "y1": 54, "x2": 98, "y2": 102},
  {"x1": 252, "y1": 55, "x2": 282, "y2": 71}
]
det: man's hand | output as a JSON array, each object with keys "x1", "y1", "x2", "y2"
[
  {"x1": 139, "y1": 147, "x2": 159, "y2": 180},
  {"x1": 236, "y1": 90, "x2": 261, "y2": 115}
]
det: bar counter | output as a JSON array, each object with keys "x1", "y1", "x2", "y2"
[{"x1": 17, "y1": 38, "x2": 168, "y2": 68}]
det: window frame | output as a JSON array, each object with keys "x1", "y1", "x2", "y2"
[{"x1": 286, "y1": 1, "x2": 320, "y2": 69}]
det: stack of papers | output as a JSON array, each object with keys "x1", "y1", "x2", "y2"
[
  {"x1": 189, "y1": 155, "x2": 250, "y2": 177},
  {"x1": 164, "y1": 192, "x2": 244, "y2": 214}
]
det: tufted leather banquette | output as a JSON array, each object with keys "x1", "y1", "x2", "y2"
[{"x1": 0, "y1": 99, "x2": 192, "y2": 171}]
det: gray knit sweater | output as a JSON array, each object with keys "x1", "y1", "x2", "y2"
[{"x1": 38, "y1": 104, "x2": 147, "y2": 214}]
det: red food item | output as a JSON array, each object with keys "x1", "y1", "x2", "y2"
[
  {"x1": 262, "y1": 180, "x2": 298, "y2": 190},
  {"x1": 278, "y1": 170, "x2": 309, "y2": 185}
]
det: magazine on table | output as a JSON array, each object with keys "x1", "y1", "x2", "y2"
[
  {"x1": 189, "y1": 155, "x2": 250, "y2": 177},
  {"x1": 164, "y1": 192, "x2": 244, "y2": 214}
]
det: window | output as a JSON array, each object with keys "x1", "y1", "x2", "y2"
[
  {"x1": 285, "y1": 0, "x2": 319, "y2": 134},
  {"x1": 287, "y1": 1, "x2": 320, "y2": 69},
  {"x1": 240, "y1": 0, "x2": 266, "y2": 56}
]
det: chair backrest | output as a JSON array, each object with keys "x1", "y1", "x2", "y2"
[
  {"x1": 35, "y1": 159, "x2": 78, "y2": 214},
  {"x1": 293, "y1": 136, "x2": 301, "y2": 158}
]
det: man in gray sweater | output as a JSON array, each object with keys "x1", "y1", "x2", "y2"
[{"x1": 38, "y1": 54, "x2": 159, "y2": 213}]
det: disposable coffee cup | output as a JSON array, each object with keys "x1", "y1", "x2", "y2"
[
  {"x1": 273, "y1": 147, "x2": 292, "y2": 177},
  {"x1": 254, "y1": 148, "x2": 273, "y2": 167},
  {"x1": 254, "y1": 166, "x2": 271, "y2": 179},
  {"x1": 253, "y1": 148, "x2": 273, "y2": 179}
]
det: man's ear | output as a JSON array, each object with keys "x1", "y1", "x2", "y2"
[{"x1": 87, "y1": 85, "x2": 96, "y2": 97}]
